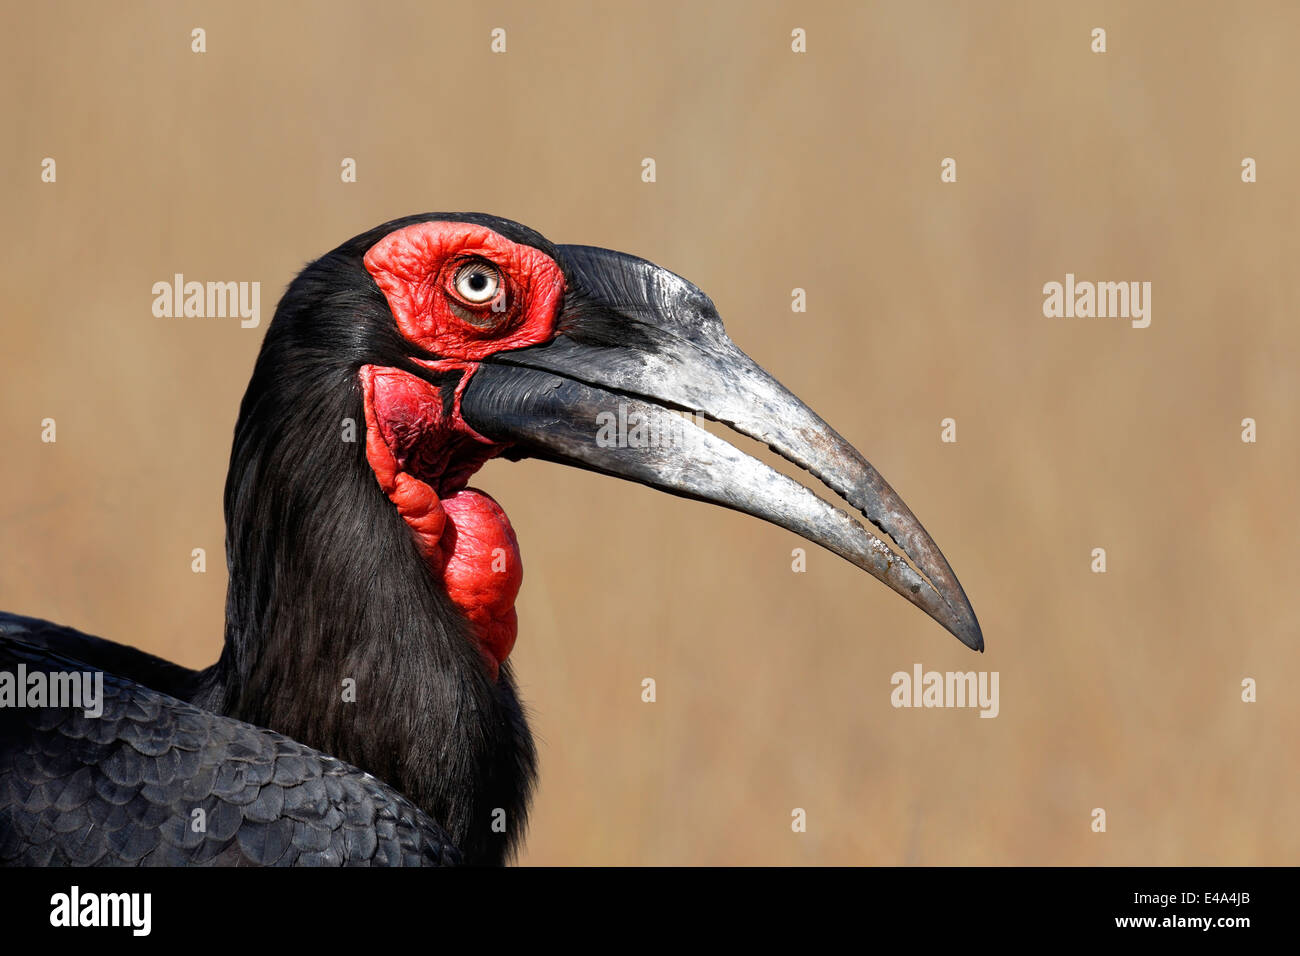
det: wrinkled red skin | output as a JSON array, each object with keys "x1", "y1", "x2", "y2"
[
  {"x1": 359, "y1": 222, "x2": 564, "y2": 680},
  {"x1": 364, "y1": 220, "x2": 564, "y2": 359},
  {"x1": 360, "y1": 365, "x2": 521, "y2": 678}
]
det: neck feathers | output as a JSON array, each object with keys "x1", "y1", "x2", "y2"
[{"x1": 197, "y1": 259, "x2": 536, "y2": 863}]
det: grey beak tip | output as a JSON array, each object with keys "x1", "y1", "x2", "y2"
[{"x1": 945, "y1": 607, "x2": 984, "y2": 653}]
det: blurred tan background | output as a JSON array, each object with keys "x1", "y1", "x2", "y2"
[{"x1": 2, "y1": 1, "x2": 1296, "y2": 864}]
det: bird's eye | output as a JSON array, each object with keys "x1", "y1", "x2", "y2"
[{"x1": 452, "y1": 261, "x2": 502, "y2": 305}]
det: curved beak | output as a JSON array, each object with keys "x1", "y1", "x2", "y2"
[{"x1": 460, "y1": 244, "x2": 983, "y2": 651}]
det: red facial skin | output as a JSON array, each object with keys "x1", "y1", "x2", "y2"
[
  {"x1": 359, "y1": 221, "x2": 565, "y2": 680},
  {"x1": 364, "y1": 220, "x2": 564, "y2": 359}
]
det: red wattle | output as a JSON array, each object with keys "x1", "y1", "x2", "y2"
[
  {"x1": 439, "y1": 490, "x2": 522, "y2": 674},
  {"x1": 360, "y1": 364, "x2": 520, "y2": 681}
]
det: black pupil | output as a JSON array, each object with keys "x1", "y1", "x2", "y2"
[{"x1": 467, "y1": 272, "x2": 488, "y2": 292}]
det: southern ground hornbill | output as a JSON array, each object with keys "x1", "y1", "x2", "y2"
[{"x1": 0, "y1": 213, "x2": 982, "y2": 865}]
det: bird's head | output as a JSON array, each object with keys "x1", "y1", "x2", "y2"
[{"x1": 231, "y1": 212, "x2": 981, "y2": 689}]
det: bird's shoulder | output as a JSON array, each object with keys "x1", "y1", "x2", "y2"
[
  {"x1": 0, "y1": 611, "x2": 199, "y2": 699},
  {"x1": 0, "y1": 623, "x2": 460, "y2": 866}
]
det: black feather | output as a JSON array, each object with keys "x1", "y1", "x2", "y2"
[{"x1": 0, "y1": 635, "x2": 459, "y2": 866}]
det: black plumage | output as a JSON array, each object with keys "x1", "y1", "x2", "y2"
[{"x1": 0, "y1": 619, "x2": 457, "y2": 866}]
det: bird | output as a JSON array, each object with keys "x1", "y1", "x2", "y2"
[{"x1": 0, "y1": 212, "x2": 982, "y2": 866}]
